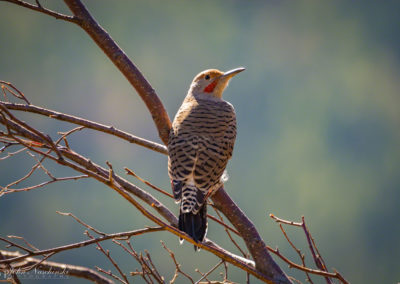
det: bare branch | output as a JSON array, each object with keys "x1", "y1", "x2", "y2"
[
  {"x1": 300, "y1": 217, "x2": 329, "y2": 279},
  {"x1": 0, "y1": 237, "x2": 32, "y2": 254},
  {"x1": 87, "y1": 231, "x2": 129, "y2": 284},
  {"x1": 3, "y1": 175, "x2": 88, "y2": 195},
  {"x1": 0, "y1": 80, "x2": 30, "y2": 104},
  {"x1": 213, "y1": 207, "x2": 247, "y2": 257},
  {"x1": 125, "y1": 167, "x2": 173, "y2": 198},
  {"x1": 270, "y1": 214, "x2": 302, "y2": 227},
  {"x1": 0, "y1": 0, "x2": 79, "y2": 23},
  {"x1": 161, "y1": 241, "x2": 194, "y2": 284},
  {"x1": 56, "y1": 126, "x2": 85, "y2": 148},
  {"x1": 268, "y1": 214, "x2": 349, "y2": 284},
  {"x1": 113, "y1": 240, "x2": 163, "y2": 284},
  {"x1": 0, "y1": 251, "x2": 21, "y2": 284},
  {"x1": 62, "y1": 0, "x2": 171, "y2": 144},
  {"x1": 0, "y1": 250, "x2": 113, "y2": 284},
  {"x1": 2, "y1": 102, "x2": 167, "y2": 154},
  {"x1": 56, "y1": 211, "x2": 106, "y2": 236},
  {"x1": 212, "y1": 188, "x2": 289, "y2": 283},
  {"x1": 267, "y1": 247, "x2": 348, "y2": 284},
  {"x1": 277, "y1": 224, "x2": 312, "y2": 283},
  {"x1": 22, "y1": 252, "x2": 56, "y2": 272},
  {"x1": 5, "y1": 236, "x2": 38, "y2": 252},
  {"x1": 0, "y1": 103, "x2": 62, "y2": 159},
  {"x1": 0, "y1": 146, "x2": 26, "y2": 161},
  {"x1": 96, "y1": 266, "x2": 125, "y2": 284},
  {"x1": 195, "y1": 260, "x2": 224, "y2": 284},
  {"x1": 0, "y1": 227, "x2": 164, "y2": 265}
]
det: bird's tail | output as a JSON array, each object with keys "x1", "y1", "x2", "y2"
[{"x1": 178, "y1": 204, "x2": 207, "y2": 251}]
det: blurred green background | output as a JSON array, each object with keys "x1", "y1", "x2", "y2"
[{"x1": 1, "y1": 1, "x2": 399, "y2": 283}]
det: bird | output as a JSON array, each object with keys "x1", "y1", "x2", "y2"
[{"x1": 168, "y1": 67, "x2": 244, "y2": 250}]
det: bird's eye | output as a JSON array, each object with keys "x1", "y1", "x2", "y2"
[{"x1": 205, "y1": 75, "x2": 210, "y2": 80}]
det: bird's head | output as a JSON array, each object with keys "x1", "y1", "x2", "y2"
[{"x1": 189, "y1": 67, "x2": 245, "y2": 99}]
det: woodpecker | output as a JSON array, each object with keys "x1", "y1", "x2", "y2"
[{"x1": 168, "y1": 67, "x2": 244, "y2": 250}]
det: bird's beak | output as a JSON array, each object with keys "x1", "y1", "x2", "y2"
[{"x1": 220, "y1": 67, "x2": 245, "y2": 79}]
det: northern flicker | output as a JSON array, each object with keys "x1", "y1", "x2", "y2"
[{"x1": 168, "y1": 67, "x2": 244, "y2": 249}]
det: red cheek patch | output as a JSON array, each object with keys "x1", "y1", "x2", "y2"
[{"x1": 204, "y1": 81, "x2": 217, "y2": 93}]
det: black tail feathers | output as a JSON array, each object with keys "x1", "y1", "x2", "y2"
[{"x1": 178, "y1": 205, "x2": 207, "y2": 251}]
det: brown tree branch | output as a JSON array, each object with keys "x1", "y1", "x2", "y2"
[
  {"x1": 0, "y1": 80, "x2": 30, "y2": 104},
  {"x1": 269, "y1": 214, "x2": 349, "y2": 284},
  {"x1": 0, "y1": 250, "x2": 113, "y2": 284},
  {"x1": 0, "y1": 227, "x2": 164, "y2": 265},
  {"x1": 2, "y1": 102, "x2": 167, "y2": 155},
  {"x1": 211, "y1": 188, "x2": 289, "y2": 283},
  {"x1": 194, "y1": 260, "x2": 224, "y2": 284},
  {"x1": 0, "y1": 251, "x2": 20, "y2": 284},
  {"x1": 87, "y1": 231, "x2": 129, "y2": 284},
  {"x1": 63, "y1": 0, "x2": 171, "y2": 145},
  {"x1": 161, "y1": 241, "x2": 195, "y2": 284},
  {"x1": 266, "y1": 247, "x2": 349, "y2": 284},
  {"x1": 113, "y1": 240, "x2": 164, "y2": 284},
  {"x1": 0, "y1": 1, "x2": 78, "y2": 23},
  {"x1": 277, "y1": 223, "x2": 312, "y2": 283}
]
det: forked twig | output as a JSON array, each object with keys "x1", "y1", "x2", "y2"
[
  {"x1": 56, "y1": 211, "x2": 106, "y2": 236},
  {"x1": 269, "y1": 214, "x2": 349, "y2": 284},
  {"x1": 0, "y1": 1, "x2": 78, "y2": 23},
  {"x1": 0, "y1": 80, "x2": 30, "y2": 104},
  {"x1": 161, "y1": 241, "x2": 194, "y2": 284},
  {"x1": 87, "y1": 231, "x2": 129, "y2": 284},
  {"x1": 213, "y1": 207, "x2": 247, "y2": 257},
  {"x1": 195, "y1": 260, "x2": 224, "y2": 284}
]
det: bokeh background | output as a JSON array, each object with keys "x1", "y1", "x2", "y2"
[{"x1": 1, "y1": 1, "x2": 399, "y2": 283}]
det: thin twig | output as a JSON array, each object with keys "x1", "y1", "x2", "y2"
[
  {"x1": 0, "y1": 251, "x2": 21, "y2": 284},
  {"x1": 96, "y1": 266, "x2": 126, "y2": 284},
  {"x1": 278, "y1": 224, "x2": 312, "y2": 283},
  {"x1": 2, "y1": 102, "x2": 167, "y2": 154},
  {"x1": 6, "y1": 235, "x2": 39, "y2": 251},
  {"x1": 161, "y1": 241, "x2": 194, "y2": 284},
  {"x1": 113, "y1": 240, "x2": 163, "y2": 284},
  {"x1": 21, "y1": 252, "x2": 56, "y2": 272},
  {"x1": 0, "y1": 237, "x2": 32, "y2": 254},
  {"x1": 125, "y1": 242, "x2": 154, "y2": 284},
  {"x1": 268, "y1": 214, "x2": 349, "y2": 284},
  {"x1": 87, "y1": 231, "x2": 129, "y2": 284},
  {"x1": 125, "y1": 167, "x2": 173, "y2": 198},
  {"x1": 269, "y1": 214, "x2": 302, "y2": 227},
  {"x1": 56, "y1": 126, "x2": 85, "y2": 148},
  {"x1": 0, "y1": 81, "x2": 30, "y2": 104},
  {"x1": 213, "y1": 208, "x2": 247, "y2": 257},
  {"x1": 56, "y1": 211, "x2": 106, "y2": 236},
  {"x1": 266, "y1": 246, "x2": 348, "y2": 284},
  {"x1": 0, "y1": 250, "x2": 113, "y2": 283},
  {"x1": 0, "y1": 103, "x2": 63, "y2": 159},
  {"x1": 3, "y1": 176, "x2": 88, "y2": 194},
  {"x1": 144, "y1": 250, "x2": 164, "y2": 283},
  {"x1": 0, "y1": 146, "x2": 26, "y2": 160},
  {"x1": 0, "y1": 227, "x2": 164, "y2": 265},
  {"x1": 0, "y1": 0, "x2": 79, "y2": 23},
  {"x1": 195, "y1": 260, "x2": 224, "y2": 284}
]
